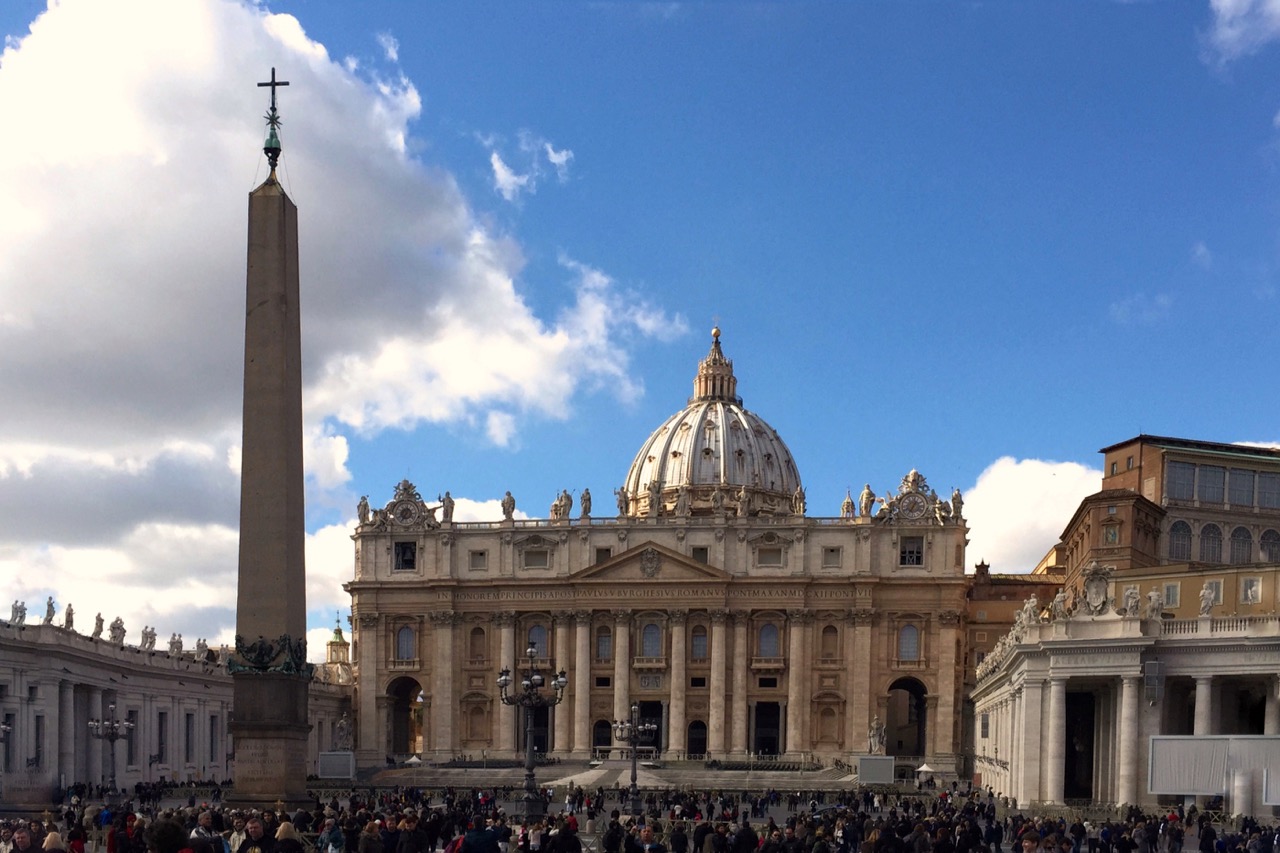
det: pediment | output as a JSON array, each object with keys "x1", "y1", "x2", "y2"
[{"x1": 571, "y1": 542, "x2": 731, "y2": 583}]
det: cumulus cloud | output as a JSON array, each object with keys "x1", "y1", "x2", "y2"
[
  {"x1": 0, "y1": 0, "x2": 676, "y2": 648},
  {"x1": 1204, "y1": 0, "x2": 1280, "y2": 63},
  {"x1": 964, "y1": 456, "x2": 1102, "y2": 573},
  {"x1": 1109, "y1": 292, "x2": 1173, "y2": 325},
  {"x1": 490, "y1": 150, "x2": 532, "y2": 201},
  {"x1": 482, "y1": 131, "x2": 574, "y2": 201},
  {"x1": 376, "y1": 32, "x2": 399, "y2": 62}
]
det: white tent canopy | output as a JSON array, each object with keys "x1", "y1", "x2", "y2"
[{"x1": 916, "y1": 763, "x2": 935, "y2": 773}]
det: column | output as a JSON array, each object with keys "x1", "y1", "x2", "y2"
[
  {"x1": 573, "y1": 612, "x2": 592, "y2": 758},
  {"x1": 430, "y1": 612, "x2": 456, "y2": 755},
  {"x1": 848, "y1": 610, "x2": 873, "y2": 753},
  {"x1": 1193, "y1": 675, "x2": 1214, "y2": 735},
  {"x1": 1009, "y1": 688, "x2": 1022, "y2": 802},
  {"x1": 1117, "y1": 675, "x2": 1140, "y2": 807},
  {"x1": 553, "y1": 612, "x2": 572, "y2": 755},
  {"x1": 668, "y1": 611, "x2": 688, "y2": 755},
  {"x1": 612, "y1": 611, "x2": 631, "y2": 725},
  {"x1": 1018, "y1": 680, "x2": 1042, "y2": 804},
  {"x1": 87, "y1": 688, "x2": 103, "y2": 788},
  {"x1": 785, "y1": 611, "x2": 808, "y2": 758},
  {"x1": 1264, "y1": 677, "x2": 1279, "y2": 735},
  {"x1": 934, "y1": 611, "x2": 961, "y2": 756},
  {"x1": 497, "y1": 613, "x2": 517, "y2": 757},
  {"x1": 58, "y1": 681, "x2": 75, "y2": 786},
  {"x1": 730, "y1": 613, "x2": 749, "y2": 755},
  {"x1": 1045, "y1": 677, "x2": 1067, "y2": 805},
  {"x1": 708, "y1": 611, "x2": 728, "y2": 756},
  {"x1": 356, "y1": 614, "x2": 381, "y2": 762}
]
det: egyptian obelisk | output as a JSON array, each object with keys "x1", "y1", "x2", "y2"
[{"x1": 227, "y1": 68, "x2": 312, "y2": 808}]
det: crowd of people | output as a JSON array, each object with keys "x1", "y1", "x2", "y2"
[{"x1": 0, "y1": 785, "x2": 1276, "y2": 853}]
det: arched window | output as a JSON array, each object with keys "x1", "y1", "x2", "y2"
[
  {"x1": 595, "y1": 626, "x2": 612, "y2": 662},
  {"x1": 641, "y1": 622, "x2": 661, "y2": 657},
  {"x1": 758, "y1": 623, "x2": 780, "y2": 658},
  {"x1": 395, "y1": 626, "x2": 416, "y2": 661},
  {"x1": 1230, "y1": 527, "x2": 1253, "y2": 565},
  {"x1": 467, "y1": 706, "x2": 487, "y2": 740},
  {"x1": 469, "y1": 627, "x2": 486, "y2": 661},
  {"x1": 898, "y1": 625, "x2": 920, "y2": 661},
  {"x1": 1200, "y1": 524, "x2": 1223, "y2": 563},
  {"x1": 818, "y1": 707, "x2": 838, "y2": 742},
  {"x1": 1262, "y1": 529, "x2": 1280, "y2": 562},
  {"x1": 1169, "y1": 521, "x2": 1192, "y2": 561},
  {"x1": 820, "y1": 625, "x2": 839, "y2": 659},
  {"x1": 690, "y1": 626, "x2": 708, "y2": 660},
  {"x1": 528, "y1": 624, "x2": 548, "y2": 656}
]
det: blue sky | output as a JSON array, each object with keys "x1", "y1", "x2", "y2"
[{"x1": 0, "y1": 0, "x2": 1277, "y2": 657}]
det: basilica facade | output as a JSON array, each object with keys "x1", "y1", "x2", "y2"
[{"x1": 346, "y1": 331, "x2": 970, "y2": 775}]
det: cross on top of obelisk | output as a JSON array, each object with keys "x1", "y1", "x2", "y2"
[{"x1": 258, "y1": 67, "x2": 289, "y2": 172}]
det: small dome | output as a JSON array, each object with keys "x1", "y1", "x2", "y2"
[{"x1": 621, "y1": 330, "x2": 802, "y2": 517}]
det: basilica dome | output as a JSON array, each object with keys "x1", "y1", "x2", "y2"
[{"x1": 621, "y1": 329, "x2": 803, "y2": 518}]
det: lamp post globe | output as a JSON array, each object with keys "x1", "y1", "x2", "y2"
[
  {"x1": 497, "y1": 643, "x2": 567, "y2": 819},
  {"x1": 612, "y1": 702, "x2": 657, "y2": 817}
]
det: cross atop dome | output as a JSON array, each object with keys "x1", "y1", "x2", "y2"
[
  {"x1": 258, "y1": 67, "x2": 289, "y2": 177},
  {"x1": 691, "y1": 325, "x2": 741, "y2": 404}
]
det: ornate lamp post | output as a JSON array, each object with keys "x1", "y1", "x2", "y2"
[
  {"x1": 497, "y1": 644, "x2": 567, "y2": 818},
  {"x1": 87, "y1": 703, "x2": 133, "y2": 793},
  {"x1": 612, "y1": 702, "x2": 657, "y2": 817}
]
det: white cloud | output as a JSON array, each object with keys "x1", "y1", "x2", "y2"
[
  {"x1": 1192, "y1": 240, "x2": 1213, "y2": 270},
  {"x1": 482, "y1": 132, "x2": 574, "y2": 201},
  {"x1": 490, "y1": 150, "x2": 532, "y2": 201},
  {"x1": 964, "y1": 456, "x2": 1102, "y2": 573},
  {"x1": 545, "y1": 143, "x2": 574, "y2": 181},
  {"x1": 1204, "y1": 0, "x2": 1280, "y2": 63},
  {"x1": 0, "y1": 0, "x2": 676, "y2": 644},
  {"x1": 1109, "y1": 292, "x2": 1173, "y2": 325},
  {"x1": 376, "y1": 32, "x2": 399, "y2": 62}
]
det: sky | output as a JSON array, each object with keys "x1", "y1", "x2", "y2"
[{"x1": 1, "y1": 0, "x2": 1278, "y2": 661}]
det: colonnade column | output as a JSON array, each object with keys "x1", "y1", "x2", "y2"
[
  {"x1": 429, "y1": 612, "x2": 456, "y2": 755},
  {"x1": 708, "y1": 611, "x2": 728, "y2": 756},
  {"x1": 1264, "y1": 677, "x2": 1280, "y2": 735},
  {"x1": 785, "y1": 610, "x2": 809, "y2": 758},
  {"x1": 573, "y1": 612, "x2": 592, "y2": 758},
  {"x1": 668, "y1": 611, "x2": 688, "y2": 756},
  {"x1": 1018, "y1": 680, "x2": 1042, "y2": 804},
  {"x1": 731, "y1": 613, "x2": 749, "y2": 755},
  {"x1": 553, "y1": 612, "x2": 572, "y2": 755},
  {"x1": 848, "y1": 609, "x2": 873, "y2": 753},
  {"x1": 1009, "y1": 688, "x2": 1022, "y2": 802},
  {"x1": 1117, "y1": 675, "x2": 1140, "y2": 807},
  {"x1": 1193, "y1": 675, "x2": 1214, "y2": 735},
  {"x1": 87, "y1": 687, "x2": 103, "y2": 788},
  {"x1": 58, "y1": 680, "x2": 74, "y2": 786},
  {"x1": 497, "y1": 612, "x2": 517, "y2": 757},
  {"x1": 612, "y1": 612, "x2": 631, "y2": 726},
  {"x1": 1045, "y1": 677, "x2": 1067, "y2": 805}
]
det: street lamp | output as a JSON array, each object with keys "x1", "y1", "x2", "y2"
[
  {"x1": 497, "y1": 644, "x2": 568, "y2": 819},
  {"x1": 87, "y1": 703, "x2": 133, "y2": 793},
  {"x1": 612, "y1": 702, "x2": 657, "y2": 817}
]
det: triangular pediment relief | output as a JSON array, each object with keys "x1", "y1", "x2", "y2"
[
  {"x1": 743, "y1": 529, "x2": 795, "y2": 549},
  {"x1": 571, "y1": 542, "x2": 731, "y2": 583}
]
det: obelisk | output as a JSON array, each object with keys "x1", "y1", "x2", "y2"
[{"x1": 227, "y1": 68, "x2": 312, "y2": 808}]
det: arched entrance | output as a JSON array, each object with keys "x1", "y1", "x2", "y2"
[
  {"x1": 687, "y1": 721, "x2": 708, "y2": 757},
  {"x1": 387, "y1": 676, "x2": 425, "y2": 755},
  {"x1": 885, "y1": 677, "x2": 927, "y2": 757},
  {"x1": 593, "y1": 719, "x2": 612, "y2": 755}
]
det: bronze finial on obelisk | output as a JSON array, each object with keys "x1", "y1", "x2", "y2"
[{"x1": 226, "y1": 68, "x2": 311, "y2": 809}]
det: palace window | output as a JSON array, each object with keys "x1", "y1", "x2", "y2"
[
  {"x1": 1168, "y1": 462, "x2": 1196, "y2": 501},
  {"x1": 1241, "y1": 577, "x2": 1262, "y2": 604},
  {"x1": 1200, "y1": 524, "x2": 1223, "y2": 563},
  {"x1": 900, "y1": 536, "x2": 924, "y2": 566},
  {"x1": 1260, "y1": 473, "x2": 1280, "y2": 509},
  {"x1": 822, "y1": 547, "x2": 841, "y2": 568},
  {"x1": 690, "y1": 676, "x2": 707, "y2": 688},
  {"x1": 641, "y1": 623, "x2": 662, "y2": 657},
  {"x1": 393, "y1": 541, "x2": 416, "y2": 571},
  {"x1": 595, "y1": 626, "x2": 612, "y2": 662},
  {"x1": 1169, "y1": 521, "x2": 1192, "y2": 561},
  {"x1": 1262, "y1": 530, "x2": 1280, "y2": 562},
  {"x1": 523, "y1": 549, "x2": 549, "y2": 569},
  {"x1": 594, "y1": 547, "x2": 612, "y2": 564},
  {"x1": 469, "y1": 627, "x2": 486, "y2": 661},
  {"x1": 527, "y1": 625, "x2": 548, "y2": 656},
  {"x1": 691, "y1": 546, "x2": 709, "y2": 564},
  {"x1": 819, "y1": 625, "x2": 838, "y2": 659},
  {"x1": 757, "y1": 547, "x2": 783, "y2": 567},
  {"x1": 1163, "y1": 582, "x2": 1181, "y2": 608},
  {"x1": 1230, "y1": 527, "x2": 1253, "y2": 565},
  {"x1": 759, "y1": 677, "x2": 778, "y2": 688},
  {"x1": 758, "y1": 623, "x2": 780, "y2": 657},
  {"x1": 690, "y1": 626, "x2": 708, "y2": 660},
  {"x1": 1198, "y1": 466, "x2": 1226, "y2": 504},
  {"x1": 1230, "y1": 469, "x2": 1255, "y2": 506},
  {"x1": 1205, "y1": 579, "x2": 1223, "y2": 605},
  {"x1": 468, "y1": 550, "x2": 487, "y2": 571},
  {"x1": 395, "y1": 626, "x2": 416, "y2": 661},
  {"x1": 898, "y1": 625, "x2": 920, "y2": 661}
]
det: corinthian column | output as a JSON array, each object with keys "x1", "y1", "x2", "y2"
[
  {"x1": 708, "y1": 610, "x2": 728, "y2": 755},
  {"x1": 553, "y1": 612, "x2": 572, "y2": 755},
  {"x1": 429, "y1": 612, "x2": 456, "y2": 755},
  {"x1": 574, "y1": 612, "x2": 592, "y2": 758},
  {"x1": 668, "y1": 611, "x2": 688, "y2": 755},
  {"x1": 495, "y1": 612, "x2": 517, "y2": 757},
  {"x1": 731, "y1": 613, "x2": 749, "y2": 755},
  {"x1": 613, "y1": 611, "x2": 631, "y2": 725},
  {"x1": 785, "y1": 610, "x2": 809, "y2": 757}
]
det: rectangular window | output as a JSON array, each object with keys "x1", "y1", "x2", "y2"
[
  {"x1": 1168, "y1": 461, "x2": 1196, "y2": 501},
  {"x1": 157, "y1": 711, "x2": 168, "y2": 763},
  {"x1": 468, "y1": 550, "x2": 487, "y2": 571},
  {"x1": 758, "y1": 677, "x2": 778, "y2": 689},
  {"x1": 975, "y1": 631, "x2": 988, "y2": 642},
  {"x1": 594, "y1": 547, "x2": 613, "y2": 564},
  {"x1": 757, "y1": 547, "x2": 783, "y2": 567},
  {"x1": 594, "y1": 676, "x2": 611, "y2": 688},
  {"x1": 1110, "y1": 461, "x2": 1118, "y2": 475},
  {"x1": 523, "y1": 549, "x2": 549, "y2": 569},
  {"x1": 126, "y1": 710, "x2": 138, "y2": 765},
  {"x1": 690, "y1": 676, "x2": 707, "y2": 688},
  {"x1": 899, "y1": 536, "x2": 924, "y2": 566},
  {"x1": 1206, "y1": 579, "x2": 1223, "y2": 605},
  {"x1": 1230, "y1": 469, "x2": 1255, "y2": 506},
  {"x1": 27, "y1": 685, "x2": 37, "y2": 702},
  {"x1": 1198, "y1": 466, "x2": 1226, "y2": 504},
  {"x1": 1260, "y1": 473, "x2": 1280, "y2": 509},
  {"x1": 184, "y1": 713, "x2": 194, "y2": 764},
  {"x1": 1163, "y1": 582, "x2": 1180, "y2": 608},
  {"x1": 980, "y1": 713, "x2": 990, "y2": 739},
  {"x1": 393, "y1": 541, "x2": 416, "y2": 571},
  {"x1": 822, "y1": 547, "x2": 842, "y2": 568},
  {"x1": 690, "y1": 546, "x2": 709, "y2": 564},
  {"x1": 596, "y1": 632, "x2": 611, "y2": 662},
  {"x1": 0, "y1": 684, "x2": 7, "y2": 698},
  {"x1": 209, "y1": 715, "x2": 219, "y2": 764},
  {"x1": 691, "y1": 630, "x2": 708, "y2": 660},
  {"x1": 975, "y1": 651, "x2": 986, "y2": 665},
  {"x1": 1241, "y1": 577, "x2": 1262, "y2": 604},
  {"x1": 1127, "y1": 455, "x2": 1135, "y2": 470}
]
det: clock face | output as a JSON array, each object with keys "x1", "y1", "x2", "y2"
[
  {"x1": 899, "y1": 492, "x2": 927, "y2": 520},
  {"x1": 392, "y1": 500, "x2": 420, "y2": 525}
]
